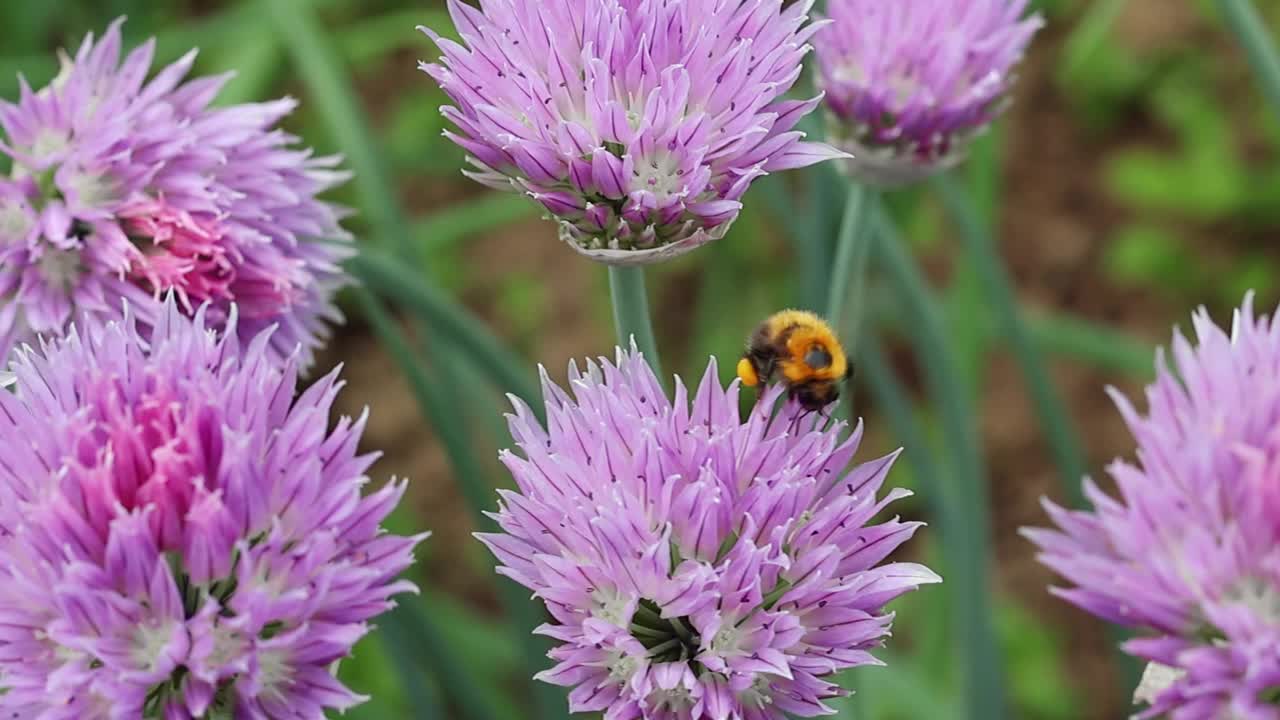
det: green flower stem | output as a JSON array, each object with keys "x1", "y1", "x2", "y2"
[
  {"x1": 871, "y1": 197, "x2": 1008, "y2": 720},
  {"x1": 759, "y1": 176, "x2": 829, "y2": 312},
  {"x1": 930, "y1": 172, "x2": 1137, "y2": 715},
  {"x1": 1216, "y1": 0, "x2": 1280, "y2": 122},
  {"x1": 608, "y1": 265, "x2": 664, "y2": 379},
  {"x1": 826, "y1": 183, "x2": 875, "y2": 422},
  {"x1": 933, "y1": 173, "x2": 1087, "y2": 508},
  {"x1": 826, "y1": 182, "x2": 875, "y2": 338}
]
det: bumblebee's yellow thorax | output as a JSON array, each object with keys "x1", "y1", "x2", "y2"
[
  {"x1": 772, "y1": 312, "x2": 848, "y2": 382},
  {"x1": 738, "y1": 310, "x2": 850, "y2": 389}
]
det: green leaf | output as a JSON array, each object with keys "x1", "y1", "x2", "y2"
[
  {"x1": 348, "y1": 252, "x2": 542, "y2": 412},
  {"x1": 1214, "y1": 0, "x2": 1280, "y2": 124},
  {"x1": 831, "y1": 651, "x2": 962, "y2": 720},
  {"x1": 999, "y1": 601, "x2": 1081, "y2": 720},
  {"x1": 934, "y1": 173, "x2": 1089, "y2": 507},
  {"x1": 872, "y1": 199, "x2": 1008, "y2": 720},
  {"x1": 1028, "y1": 311, "x2": 1156, "y2": 380},
  {"x1": 338, "y1": 10, "x2": 451, "y2": 66},
  {"x1": 1103, "y1": 224, "x2": 1200, "y2": 291},
  {"x1": 1059, "y1": 0, "x2": 1130, "y2": 85},
  {"x1": 413, "y1": 193, "x2": 540, "y2": 256},
  {"x1": 264, "y1": 0, "x2": 404, "y2": 242}
]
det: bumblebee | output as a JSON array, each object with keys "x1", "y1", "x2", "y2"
[{"x1": 736, "y1": 310, "x2": 853, "y2": 412}]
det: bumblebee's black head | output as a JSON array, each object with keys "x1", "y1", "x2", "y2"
[{"x1": 792, "y1": 380, "x2": 840, "y2": 412}]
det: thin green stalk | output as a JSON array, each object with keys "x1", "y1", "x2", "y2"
[
  {"x1": 871, "y1": 197, "x2": 1007, "y2": 720},
  {"x1": 349, "y1": 253, "x2": 542, "y2": 413},
  {"x1": 607, "y1": 265, "x2": 664, "y2": 379},
  {"x1": 825, "y1": 182, "x2": 873, "y2": 422},
  {"x1": 1029, "y1": 311, "x2": 1153, "y2": 379},
  {"x1": 264, "y1": 0, "x2": 404, "y2": 244},
  {"x1": 414, "y1": 193, "x2": 539, "y2": 257},
  {"x1": 355, "y1": 288, "x2": 561, "y2": 718},
  {"x1": 264, "y1": 3, "x2": 559, "y2": 714},
  {"x1": 856, "y1": 333, "x2": 945, "y2": 518},
  {"x1": 933, "y1": 173, "x2": 1087, "y2": 508},
  {"x1": 855, "y1": 332, "x2": 966, "y2": 709},
  {"x1": 936, "y1": 170, "x2": 1136, "y2": 691},
  {"x1": 376, "y1": 607, "x2": 448, "y2": 720},
  {"x1": 804, "y1": 164, "x2": 845, "y2": 311},
  {"x1": 758, "y1": 175, "x2": 830, "y2": 311},
  {"x1": 826, "y1": 183, "x2": 874, "y2": 335},
  {"x1": 353, "y1": 291, "x2": 502, "y2": 720},
  {"x1": 418, "y1": 331, "x2": 562, "y2": 716},
  {"x1": 354, "y1": 289, "x2": 492, "y2": 517},
  {"x1": 394, "y1": 599, "x2": 509, "y2": 720},
  {"x1": 867, "y1": 285, "x2": 1156, "y2": 379},
  {"x1": 1216, "y1": 0, "x2": 1280, "y2": 122}
]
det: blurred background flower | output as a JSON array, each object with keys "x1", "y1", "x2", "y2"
[
  {"x1": 420, "y1": 0, "x2": 843, "y2": 264},
  {"x1": 1026, "y1": 294, "x2": 1280, "y2": 718},
  {"x1": 1, "y1": 1, "x2": 1279, "y2": 719},
  {"x1": 815, "y1": 0, "x2": 1042, "y2": 187},
  {"x1": 0, "y1": 301, "x2": 421, "y2": 718},
  {"x1": 0, "y1": 19, "x2": 352, "y2": 366}
]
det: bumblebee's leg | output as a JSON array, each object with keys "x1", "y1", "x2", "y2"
[
  {"x1": 785, "y1": 387, "x2": 809, "y2": 432},
  {"x1": 749, "y1": 350, "x2": 776, "y2": 385},
  {"x1": 790, "y1": 408, "x2": 815, "y2": 434}
]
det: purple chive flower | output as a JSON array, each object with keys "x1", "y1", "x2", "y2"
[
  {"x1": 1025, "y1": 295, "x2": 1280, "y2": 719},
  {"x1": 480, "y1": 346, "x2": 940, "y2": 718},
  {"x1": 0, "y1": 300, "x2": 422, "y2": 719},
  {"x1": 420, "y1": 1, "x2": 846, "y2": 265},
  {"x1": 0, "y1": 19, "x2": 353, "y2": 367},
  {"x1": 814, "y1": 0, "x2": 1042, "y2": 187}
]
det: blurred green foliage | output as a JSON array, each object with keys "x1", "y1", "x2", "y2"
[{"x1": 1059, "y1": 0, "x2": 1280, "y2": 308}]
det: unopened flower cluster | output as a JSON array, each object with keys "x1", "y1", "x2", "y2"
[{"x1": 481, "y1": 347, "x2": 939, "y2": 718}]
